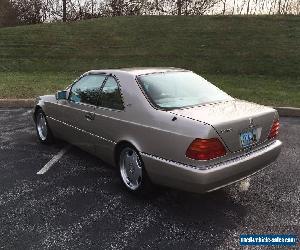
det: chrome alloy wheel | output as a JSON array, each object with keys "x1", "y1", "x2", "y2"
[
  {"x1": 36, "y1": 112, "x2": 48, "y2": 141},
  {"x1": 120, "y1": 147, "x2": 143, "y2": 190}
]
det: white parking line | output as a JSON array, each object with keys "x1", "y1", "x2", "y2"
[{"x1": 37, "y1": 145, "x2": 71, "y2": 175}]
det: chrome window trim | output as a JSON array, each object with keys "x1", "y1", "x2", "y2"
[
  {"x1": 95, "y1": 105, "x2": 124, "y2": 113},
  {"x1": 69, "y1": 101, "x2": 97, "y2": 109}
]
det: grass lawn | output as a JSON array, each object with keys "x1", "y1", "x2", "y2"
[
  {"x1": 0, "y1": 15, "x2": 299, "y2": 106},
  {"x1": 0, "y1": 72, "x2": 76, "y2": 99}
]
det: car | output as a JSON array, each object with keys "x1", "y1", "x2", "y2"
[{"x1": 33, "y1": 67, "x2": 282, "y2": 194}]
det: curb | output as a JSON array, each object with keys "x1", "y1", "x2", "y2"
[
  {"x1": 0, "y1": 99, "x2": 35, "y2": 108},
  {"x1": 275, "y1": 107, "x2": 300, "y2": 117},
  {"x1": 0, "y1": 99, "x2": 299, "y2": 117}
]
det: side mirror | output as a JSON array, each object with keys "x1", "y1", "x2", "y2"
[{"x1": 56, "y1": 90, "x2": 67, "y2": 100}]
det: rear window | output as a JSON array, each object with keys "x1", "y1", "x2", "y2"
[{"x1": 138, "y1": 71, "x2": 232, "y2": 109}]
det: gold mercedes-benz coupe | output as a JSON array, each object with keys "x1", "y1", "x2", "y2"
[{"x1": 33, "y1": 68, "x2": 282, "y2": 194}]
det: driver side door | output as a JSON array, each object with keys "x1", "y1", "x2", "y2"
[{"x1": 53, "y1": 74, "x2": 107, "y2": 154}]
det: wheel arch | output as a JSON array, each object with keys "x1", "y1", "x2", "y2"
[
  {"x1": 114, "y1": 140, "x2": 142, "y2": 166},
  {"x1": 33, "y1": 105, "x2": 43, "y2": 122},
  {"x1": 33, "y1": 98, "x2": 47, "y2": 122}
]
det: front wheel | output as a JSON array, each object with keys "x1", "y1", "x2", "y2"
[
  {"x1": 119, "y1": 146, "x2": 154, "y2": 194},
  {"x1": 35, "y1": 109, "x2": 53, "y2": 144}
]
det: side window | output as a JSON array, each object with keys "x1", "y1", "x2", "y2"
[
  {"x1": 69, "y1": 75, "x2": 106, "y2": 106},
  {"x1": 99, "y1": 76, "x2": 124, "y2": 110}
]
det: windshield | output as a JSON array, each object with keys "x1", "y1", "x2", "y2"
[{"x1": 138, "y1": 71, "x2": 232, "y2": 109}]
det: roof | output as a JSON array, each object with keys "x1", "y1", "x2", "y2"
[{"x1": 87, "y1": 67, "x2": 189, "y2": 76}]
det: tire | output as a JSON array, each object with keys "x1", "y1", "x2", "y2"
[
  {"x1": 35, "y1": 109, "x2": 54, "y2": 144},
  {"x1": 118, "y1": 145, "x2": 154, "y2": 195}
]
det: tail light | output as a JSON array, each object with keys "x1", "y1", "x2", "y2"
[
  {"x1": 268, "y1": 119, "x2": 280, "y2": 139},
  {"x1": 186, "y1": 138, "x2": 226, "y2": 161}
]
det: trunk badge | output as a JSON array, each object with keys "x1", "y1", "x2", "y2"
[{"x1": 220, "y1": 128, "x2": 233, "y2": 133}]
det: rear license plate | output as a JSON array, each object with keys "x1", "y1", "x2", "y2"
[{"x1": 240, "y1": 129, "x2": 257, "y2": 148}]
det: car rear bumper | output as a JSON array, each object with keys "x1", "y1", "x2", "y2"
[{"x1": 141, "y1": 140, "x2": 282, "y2": 193}]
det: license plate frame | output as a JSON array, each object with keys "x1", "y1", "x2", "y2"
[{"x1": 240, "y1": 128, "x2": 258, "y2": 148}]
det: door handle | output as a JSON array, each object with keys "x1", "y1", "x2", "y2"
[{"x1": 85, "y1": 113, "x2": 95, "y2": 121}]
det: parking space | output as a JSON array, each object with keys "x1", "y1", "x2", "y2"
[{"x1": 0, "y1": 108, "x2": 299, "y2": 249}]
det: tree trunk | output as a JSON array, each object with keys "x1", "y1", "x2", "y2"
[
  {"x1": 91, "y1": 0, "x2": 94, "y2": 16},
  {"x1": 177, "y1": 0, "x2": 182, "y2": 15},
  {"x1": 246, "y1": 0, "x2": 251, "y2": 14},
  {"x1": 222, "y1": 0, "x2": 226, "y2": 15},
  {"x1": 62, "y1": 0, "x2": 67, "y2": 22},
  {"x1": 278, "y1": 0, "x2": 282, "y2": 14}
]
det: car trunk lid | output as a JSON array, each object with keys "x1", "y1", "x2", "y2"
[{"x1": 169, "y1": 100, "x2": 276, "y2": 153}]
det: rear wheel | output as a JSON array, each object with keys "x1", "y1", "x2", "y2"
[
  {"x1": 119, "y1": 145, "x2": 153, "y2": 194},
  {"x1": 35, "y1": 109, "x2": 53, "y2": 144}
]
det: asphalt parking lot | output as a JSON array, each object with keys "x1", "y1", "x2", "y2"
[{"x1": 0, "y1": 108, "x2": 299, "y2": 249}]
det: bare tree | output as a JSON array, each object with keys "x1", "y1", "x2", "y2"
[
  {"x1": 4, "y1": 0, "x2": 300, "y2": 25},
  {"x1": 10, "y1": 0, "x2": 44, "y2": 24},
  {"x1": 106, "y1": 0, "x2": 150, "y2": 16},
  {"x1": 165, "y1": 0, "x2": 221, "y2": 15}
]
